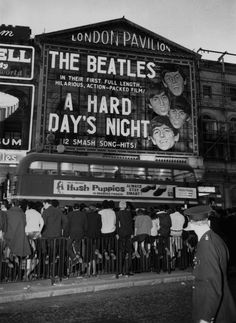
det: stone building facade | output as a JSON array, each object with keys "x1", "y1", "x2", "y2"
[{"x1": 197, "y1": 57, "x2": 236, "y2": 208}]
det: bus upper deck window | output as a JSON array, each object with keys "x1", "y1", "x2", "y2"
[
  {"x1": 90, "y1": 165, "x2": 105, "y2": 178},
  {"x1": 120, "y1": 167, "x2": 146, "y2": 179},
  {"x1": 114, "y1": 167, "x2": 121, "y2": 178},
  {"x1": 104, "y1": 165, "x2": 118, "y2": 178},
  {"x1": 135, "y1": 167, "x2": 146, "y2": 179},
  {"x1": 29, "y1": 161, "x2": 42, "y2": 174},
  {"x1": 60, "y1": 163, "x2": 73, "y2": 175},
  {"x1": 42, "y1": 161, "x2": 58, "y2": 175},
  {"x1": 147, "y1": 168, "x2": 172, "y2": 181},
  {"x1": 61, "y1": 163, "x2": 89, "y2": 176},
  {"x1": 173, "y1": 169, "x2": 195, "y2": 182},
  {"x1": 90, "y1": 164, "x2": 118, "y2": 178},
  {"x1": 29, "y1": 161, "x2": 58, "y2": 175}
]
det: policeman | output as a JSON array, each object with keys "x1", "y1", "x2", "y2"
[{"x1": 184, "y1": 205, "x2": 236, "y2": 323}]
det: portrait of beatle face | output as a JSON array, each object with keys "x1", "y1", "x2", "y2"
[
  {"x1": 146, "y1": 63, "x2": 191, "y2": 151},
  {"x1": 169, "y1": 96, "x2": 191, "y2": 129},
  {"x1": 161, "y1": 63, "x2": 186, "y2": 97},
  {"x1": 147, "y1": 82, "x2": 171, "y2": 117},
  {"x1": 150, "y1": 115, "x2": 179, "y2": 151}
]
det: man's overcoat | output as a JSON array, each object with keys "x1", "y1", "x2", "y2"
[
  {"x1": 192, "y1": 229, "x2": 236, "y2": 323},
  {"x1": 5, "y1": 206, "x2": 31, "y2": 257}
]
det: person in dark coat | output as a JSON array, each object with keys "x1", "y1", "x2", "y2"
[
  {"x1": 0, "y1": 200, "x2": 8, "y2": 239},
  {"x1": 184, "y1": 205, "x2": 236, "y2": 323},
  {"x1": 157, "y1": 209, "x2": 171, "y2": 237},
  {"x1": 65, "y1": 203, "x2": 88, "y2": 264},
  {"x1": 156, "y1": 207, "x2": 171, "y2": 243},
  {"x1": 85, "y1": 204, "x2": 102, "y2": 275},
  {"x1": 85, "y1": 204, "x2": 101, "y2": 241},
  {"x1": 41, "y1": 200, "x2": 68, "y2": 265},
  {"x1": 116, "y1": 200, "x2": 134, "y2": 277},
  {"x1": 41, "y1": 199, "x2": 68, "y2": 238},
  {"x1": 4, "y1": 200, "x2": 31, "y2": 258}
]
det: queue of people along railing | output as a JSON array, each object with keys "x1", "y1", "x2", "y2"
[{"x1": 0, "y1": 235, "x2": 195, "y2": 285}]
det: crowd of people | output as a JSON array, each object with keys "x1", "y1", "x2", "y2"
[
  {"x1": 0, "y1": 198, "x2": 235, "y2": 278},
  {"x1": 0, "y1": 198, "x2": 192, "y2": 277}
]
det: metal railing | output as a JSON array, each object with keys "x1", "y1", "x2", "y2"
[{"x1": 0, "y1": 235, "x2": 194, "y2": 285}]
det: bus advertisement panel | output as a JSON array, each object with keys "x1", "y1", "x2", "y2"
[
  {"x1": 53, "y1": 179, "x2": 197, "y2": 201},
  {"x1": 53, "y1": 180, "x2": 175, "y2": 198},
  {"x1": 41, "y1": 46, "x2": 196, "y2": 155}
]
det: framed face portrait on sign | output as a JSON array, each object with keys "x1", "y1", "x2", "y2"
[{"x1": 150, "y1": 115, "x2": 179, "y2": 151}]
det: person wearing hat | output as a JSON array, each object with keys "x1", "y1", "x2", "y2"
[{"x1": 184, "y1": 205, "x2": 236, "y2": 323}]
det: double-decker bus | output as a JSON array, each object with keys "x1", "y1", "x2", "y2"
[{"x1": 12, "y1": 152, "x2": 198, "y2": 207}]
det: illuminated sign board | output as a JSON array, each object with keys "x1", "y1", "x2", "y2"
[
  {"x1": 0, "y1": 149, "x2": 26, "y2": 164},
  {"x1": 198, "y1": 186, "x2": 216, "y2": 193},
  {"x1": 174, "y1": 187, "x2": 197, "y2": 199},
  {"x1": 198, "y1": 186, "x2": 216, "y2": 196},
  {"x1": 42, "y1": 45, "x2": 196, "y2": 155},
  {"x1": 0, "y1": 82, "x2": 35, "y2": 151},
  {"x1": 0, "y1": 44, "x2": 34, "y2": 80}
]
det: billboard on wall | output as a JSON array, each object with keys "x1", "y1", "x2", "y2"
[
  {"x1": 0, "y1": 82, "x2": 34, "y2": 151},
  {"x1": 0, "y1": 25, "x2": 31, "y2": 43},
  {"x1": 0, "y1": 44, "x2": 34, "y2": 80},
  {"x1": 42, "y1": 45, "x2": 195, "y2": 154}
]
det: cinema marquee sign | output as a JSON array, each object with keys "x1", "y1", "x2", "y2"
[
  {"x1": 42, "y1": 45, "x2": 195, "y2": 154},
  {"x1": 0, "y1": 44, "x2": 34, "y2": 80},
  {"x1": 71, "y1": 30, "x2": 171, "y2": 53}
]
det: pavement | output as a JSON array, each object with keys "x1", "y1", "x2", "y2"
[{"x1": 0, "y1": 270, "x2": 194, "y2": 304}]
